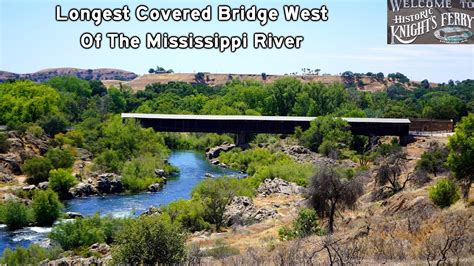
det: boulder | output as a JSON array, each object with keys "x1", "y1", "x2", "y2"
[
  {"x1": 204, "y1": 173, "x2": 215, "y2": 179},
  {"x1": 148, "y1": 183, "x2": 163, "y2": 192},
  {"x1": 65, "y1": 212, "x2": 84, "y2": 219},
  {"x1": 96, "y1": 176, "x2": 111, "y2": 194},
  {"x1": 206, "y1": 143, "x2": 236, "y2": 160},
  {"x1": 224, "y1": 196, "x2": 278, "y2": 226},
  {"x1": 0, "y1": 153, "x2": 22, "y2": 175},
  {"x1": 22, "y1": 185, "x2": 37, "y2": 191},
  {"x1": 76, "y1": 148, "x2": 93, "y2": 161},
  {"x1": 90, "y1": 243, "x2": 110, "y2": 255},
  {"x1": 141, "y1": 206, "x2": 161, "y2": 216},
  {"x1": 155, "y1": 169, "x2": 166, "y2": 177},
  {"x1": 0, "y1": 172, "x2": 14, "y2": 183},
  {"x1": 38, "y1": 181, "x2": 49, "y2": 190},
  {"x1": 109, "y1": 177, "x2": 123, "y2": 194},
  {"x1": 257, "y1": 178, "x2": 307, "y2": 197},
  {"x1": 69, "y1": 182, "x2": 96, "y2": 197}
]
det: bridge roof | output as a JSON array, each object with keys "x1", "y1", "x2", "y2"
[{"x1": 121, "y1": 113, "x2": 411, "y2": 124}]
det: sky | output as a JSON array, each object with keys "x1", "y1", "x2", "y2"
[{"x1": 0, "y1": 0, "x2": 473, "y2": 82}]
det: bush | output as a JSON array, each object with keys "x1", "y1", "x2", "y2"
[
  {"x1": 279, "y1": 208, "x2": 321, "y2": 241},
  {"x1": 161, "y1": 199, "x2": 210, "y2": 232},
  {"x1": 416, "y1": 143, "x2": 448, "y2": 177},
  {"x1": 32, "y1": 190, "x2": 63, "y2": 226},
  {"x1": 48, "y1": 169, "x2": 78, "y2": 199},
  {"x1": 21, "y1": 156, "x2": 53, "y2": 184},
  {"x1": 121, "y1": 155, "x2": 170, "y2": 193},
  {"x1": 192, "y1": 177, "x2": 253, "y2": 231},
  {"x1": 50, "y1": 214, "x2": 127, "y2": 250},
  {"x1": 0, "y1": 200, "x2": 32, "y2": 230},
  {"x1": 39, "y1": 115, "x2": 68, "y2": 137},
  {"x1": 112, "y1": 213, "x2": 186, "y2": 264},
  {"x1": 1, "y1": 244, "x2": 61, "y2": 265},
  {"x1": 45, "y1": 148, "x2": 75, "y2": 169},
  {"x1": 0, "y1": 132, "x2": 10, "y2": 153},
  {"x1": 26, "y1": 124, "x2": 44, "y2": 137},
  {"x1": 318, "y1": 140, "x2": 340, "y2": 159},
  {"x1": 429, "y1": 179, "x2": 460, "y2": 208}
]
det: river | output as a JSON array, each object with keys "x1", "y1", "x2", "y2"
[{"x1": 0, "y1": 151, "x2": 241, "y2": 254}]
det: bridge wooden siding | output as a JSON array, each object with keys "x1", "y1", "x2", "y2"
[{"x1": 121, "y1": 114, "x2": 411, "y2": 139}]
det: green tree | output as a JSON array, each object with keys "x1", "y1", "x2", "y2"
[
  {"x1": 161, "y1": 199, "x2": 209, "y2": 232},
  {"x1": 0, "y1": 200, "x2": 31, "y2": 230},
  {"x1": 0, "y1": 81, "x2": 61, "y2": 128},
  {"x1": 300, "y1": 116, "x2": 352, "y2": 152},
  {"x1": 447, "y1": 113, "x2": 474, "y2": 199},
  {"x1": 31, "y1": 190, "x2": 63, "y2": 226},
  {"x1": 39, "y1": 115, "x2": 68, "y2": 136},
  {"x1": 416, "y1": 143, "x2": 448, "y2": 177},
  {"x1": 429, "y1": 179, "x2": 460, "y2": 208},
  {"x1": 45, "y1": 148, "x2": 75, "y2": 169},
  {"x1": 22, "y1": 156, "x2": 53, "y2": 184},
  {"x1": 48, "y1": 169, "x2": 78, "y2": 199},
  {"x1": 192, "y1": 177, "x2": 252, "y2": 231},
  {"x1": 112, "y1": 213, "x2": 186, "y2": 264}
]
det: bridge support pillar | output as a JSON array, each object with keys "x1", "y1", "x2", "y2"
[
  {"x1": 236, "y1": 132, "x2": 248, "y2": 146},
  {"x1": 399, "y1": 135, "x2": 412, "y2": 146}
]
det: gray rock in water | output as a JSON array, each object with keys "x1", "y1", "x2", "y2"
[
  {"x1": 257, "y1": 178, "x2": 307, "y2": 197},
  {"x1": 204, "y1": 173, "x2": 215, "y2": 179},
  {"x1": 148, "y1": 183, "x2": 163, "y2": 193},
  {"x1": 38, "y1": 181, "x2": 49, "y2": 190},
  {"x1": 65, "y1": 211, "x2": 84, "y2": 219},
  {"x1": 69, "y1": 182, "x2": 96, "y2": 197},
  {"x1": 155, "y1": 168, "x2": 166, "y2": 177}
]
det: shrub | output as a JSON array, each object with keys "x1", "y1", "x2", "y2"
[
  {"x1": 279, "y1": 208, "x2": 321, "y2": 241},
  {"x1": 416, "y1": 143, "x2": 448, "y2": 177},
  {"x1": 192, "y1": 177, "x2": 254, "y2": 231},
  {"x1": 48, "y1": 169, "x2": 78, "y2": 199},
  {"x1": 0, "y1": 200, "x2": 32, "y2": 230},
  {"x1": 39, "y1": 115, "x2": 68, "y2": 137},
  {"x1": 112, "y1": 213, "x2": 186, "y2": 264},
  {"x1": 26, "y1": 124, "x2": 44, "y2": 137},
  {"x1": 121, "y1": 155, "x2": 168, "y2": 193},
  {"x1": 0, "y1": 132, "x2": 10, "y2": 153},
  {"x1": 50, "y1": 214, "x2": 126, "y2": 250},
  {"x1": 21, "y1": 156, "x2": 53, "y2": 184},
  {"x1": 1, "y1": 244, "x2": 61, "y2": 265},
  {"x1": 318, "y1": 140, "x2": 340, "y2": 159},
  {"x1": 161, "y1": 199, "x2": 210, "y2": 232},
  {"x1": 32, "y1": 190, "x2": 63, "y2": 226},
  {"x1": 429, "y1": 179, "x2": 460, "y2": 208},
  {"x1": 45, "y1": 148, "x2": 75, "y2": 169}
]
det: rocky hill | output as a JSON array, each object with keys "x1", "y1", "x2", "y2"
[
  {"x1": 0, "y1": 68, "x2": 137, "y2": 82},
  {"x1": 103, "y1": 73, "x2": 435, "y2": 92}
]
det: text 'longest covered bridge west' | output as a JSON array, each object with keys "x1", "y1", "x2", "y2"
[{"x1": 121, "y1": 113, "x2": 411, "y2": 144}]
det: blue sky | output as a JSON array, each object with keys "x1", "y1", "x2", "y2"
[{"x1": 0, "y1": 0, "x2": 472, "y2": 82}]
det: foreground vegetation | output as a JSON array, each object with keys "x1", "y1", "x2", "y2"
[{"x1": 0, "y1": 75, "x2": 472, "y2": 264}]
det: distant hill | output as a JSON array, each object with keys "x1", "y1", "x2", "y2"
[
  {"x1": 103, "y1": 73, "x2": 435, "y2": 92},
  {"x1": 0, "y1": 68, "x2": 137, "y2": 83}
]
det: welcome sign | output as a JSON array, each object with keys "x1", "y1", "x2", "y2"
[{"x1": 388, "y1": 0, "x2": 474, "y2": 44}]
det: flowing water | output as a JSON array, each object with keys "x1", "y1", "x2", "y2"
[{"x1": 0, "y1": 151, "x2": 242, "y2": 254}]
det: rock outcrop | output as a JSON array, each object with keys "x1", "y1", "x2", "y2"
[
  {"x1": 69, "y1": 173, "x2": 123, "y2": 197},
  {"x1": 148, "y1": 183, "x2": 163, "y2": 192},
  {"x1": 0, "y1": 131, "x2": 50, "y2": 176},
  {"x1": 257, "y1": 178, "x2": 307, "y2": 197},
  {"x1": 224, "y1": 196, "x2": 278, "y2": 226},
  {"x1": 206, "y1": 143, "x2": 236, "y2": 160}
]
